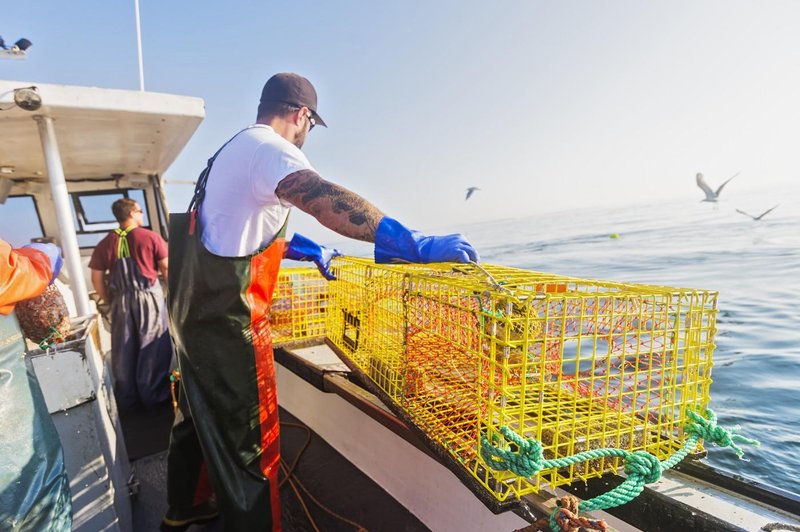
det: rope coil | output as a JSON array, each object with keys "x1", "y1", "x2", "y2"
[{"x1": 480, "y1": 408, "x2": 759, "y2": 530}]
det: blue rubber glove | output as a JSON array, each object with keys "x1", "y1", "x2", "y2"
[
  {"x1": 23, "y1": 242, "x2": 63, "y2": 284},
  {"x1": 374, "y1": 216, "x2": 480, "y2": 264},
  {"x1": 284, "y1": 233, "x2": 342, "y2": 280}
]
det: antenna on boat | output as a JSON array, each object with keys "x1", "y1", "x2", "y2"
[{"x1": 134, "y1": 0, "x2": 145, "y2": 91}]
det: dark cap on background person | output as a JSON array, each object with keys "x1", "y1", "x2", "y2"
[{"x1": 258, "y1": 73, "x2": 327, "y2": 127}]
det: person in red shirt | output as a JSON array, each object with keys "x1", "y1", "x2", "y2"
[{"x1": 89, "y1": 198, "x2": 172, "y2": 412}]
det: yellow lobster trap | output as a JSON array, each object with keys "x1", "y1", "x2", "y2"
[
  {"x1": 269, "y1": 266, "x2": 328, "y2": 345},
  {"x1": 325, "y1": 257, "x2": 717, "y2": 507}
]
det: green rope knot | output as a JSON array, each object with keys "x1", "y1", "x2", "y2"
[
  {"x1": 480, "y1": 408, "x2": 760, "y2": 518},
  {"x1": 624, "y1": 450, "x2": 662, "y2": 484},
  {"x1": 685, "y1": 409, "x2": 761, "y2": 458},
  {"x1": 480, "y1": 426, "x2": 544, "y2": 477}
]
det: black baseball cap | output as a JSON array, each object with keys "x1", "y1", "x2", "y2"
[{"x1": 259, "y1": 73, "x2": 327, "y2": 127}]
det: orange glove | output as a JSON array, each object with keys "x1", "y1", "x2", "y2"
[{"x1": 0, "y1": 239, "x2": 54, "y2": 315}]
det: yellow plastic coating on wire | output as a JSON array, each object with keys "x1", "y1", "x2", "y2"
[
  {"x1": 271, "y1": 258, "x2": 717, "y2": 504},
  {"x1": 270, "y1": 266, "x2": 328, "y2": 344}
]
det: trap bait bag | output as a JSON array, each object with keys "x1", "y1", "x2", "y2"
[{"x1": 15, "y1": 284, "x2": 71, "y2": 346}]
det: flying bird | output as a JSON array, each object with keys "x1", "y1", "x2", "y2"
[
  {"x1": 465, "y1": 187, "x2": 481, "y2": 201},
  {"x1": 736, "y1": 204, "x2": 779, "y2": 221},
  {"x1": 696, "y1": 172, "x2": 738, "y2": 202}
]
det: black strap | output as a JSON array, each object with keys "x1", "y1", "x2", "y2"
[
  {"x1": 185, "y1": 125, "x2": 290, "y2": 246},
  {"x1": 187, "y1": 128, "x2": 251, "y2": 213}
]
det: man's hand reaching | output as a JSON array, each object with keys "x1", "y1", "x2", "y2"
[
  {"x1": 374, "y1": 217, "x2": 479, "y2": 264},
  {"x1": 284, "y1": 233, "x2": 342, "y2": 280}
]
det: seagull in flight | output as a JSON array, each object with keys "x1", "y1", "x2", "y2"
[
  {"x1": 696, "y1": 172, "x2": 738, "y2": 202},
  {"x1": 736, "y1": 204, "x2": 779, "y2": 221},
  {"x1": 465, "y1": 187, "x2": 481, "y2": 201}
]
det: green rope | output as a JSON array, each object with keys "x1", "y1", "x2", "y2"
[
  {"x1": 683, "y1": 409, "x2": 760, "y2": 460},
  {"x1": 479, "y1": 407, "x2": 759, "y2": 529},
  {"x1": 38, "y1": 326, "x2": 65, "y2": 350},
  {"x1": 114, "y1": 227, "x2": 133, "y2": 259}
]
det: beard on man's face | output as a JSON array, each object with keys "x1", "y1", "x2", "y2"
[{"x1": 293, "y1": 127, "x2": 307, "y2": 149}]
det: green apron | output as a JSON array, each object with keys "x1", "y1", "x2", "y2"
[{"x1": 165, "y1": 133, "x2": 288, "y2": 530}]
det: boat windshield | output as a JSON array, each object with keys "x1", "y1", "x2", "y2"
[
  {"x1": 68, "y1": 189, "x2": 151, "y2": 248},
  {"x1": 0, "y1": 195, "x2": 45, "y2": 246},
  {"x1": 0, "y1": 188, "x2": 153, "y2": 250}
]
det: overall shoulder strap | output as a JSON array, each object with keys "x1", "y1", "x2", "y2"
[
  {"x1": 114, "y1": 227, "x2": 134, "y2": 259},
  {"x1": 187, "y1": 127, "x2": 253, "y2": 213}
]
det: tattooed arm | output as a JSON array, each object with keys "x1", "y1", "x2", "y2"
[{"x1": 275, "y1": 169, "x2": 384, "y2": 242}]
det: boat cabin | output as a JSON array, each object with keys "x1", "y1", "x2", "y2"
[{"x1": 0, "y1": 79, "x2": 203, "y2": 530}]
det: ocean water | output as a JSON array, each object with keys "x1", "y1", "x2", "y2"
[{"x1": 455, "y1": 183, "x2": 800, "y2": 495}]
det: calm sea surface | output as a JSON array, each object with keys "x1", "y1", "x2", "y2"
[{"x1": 453, "y1": 183, "x2": 800, "y2": 495}]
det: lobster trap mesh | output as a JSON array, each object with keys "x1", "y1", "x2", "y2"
[
  {"x1": 326, "y1": 257, "x2": 716, "y2": 502},
  {"x1": 269, "y1": 267, "x2": 328, "y2": 345}
]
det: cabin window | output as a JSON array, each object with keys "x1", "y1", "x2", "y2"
[
  {"x1": 0, "y1": 195, "x2": 45, "y2": 247},
  {"x1": 71, "y1": 190, "x2": 151, "y2": 248}
]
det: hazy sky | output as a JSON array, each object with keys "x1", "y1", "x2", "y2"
[{"x1": 4, "y1": 1, "x2": 799, "y2": 244}]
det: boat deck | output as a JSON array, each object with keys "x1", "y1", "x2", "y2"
[
  {"x1": 127, "y1": 406, "x2": 428, "y2": 531},
  {"x1": 122, "y1": 341, "x2": 800, "y2": 532}
]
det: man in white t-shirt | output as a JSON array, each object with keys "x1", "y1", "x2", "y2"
[
  {"x1": 200, "y1": 123, "x2": 311, "y2": 257},
  {"x1": 163, "y1": 73, "x2": 478, "y2": 531}
]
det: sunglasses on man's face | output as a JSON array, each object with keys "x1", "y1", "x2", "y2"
[{"x1": 292, "y1": 106, "x2": 315, "y2": 131}]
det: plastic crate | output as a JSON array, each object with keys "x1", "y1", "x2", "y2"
[{"x1": 326, "y1": 257, "x2": 716, "y2": 503}]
